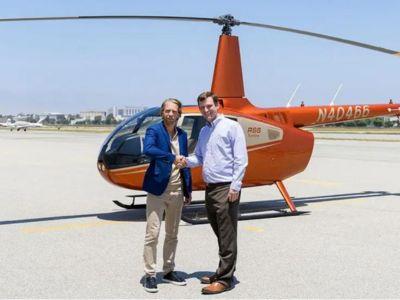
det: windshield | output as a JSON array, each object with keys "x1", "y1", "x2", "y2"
[
  {"x1": 99, "y1": 107, "x2": 162, "y2": 169},
  {"x1": 104, "y1": 107, "x2": 161, "y2": 151}
]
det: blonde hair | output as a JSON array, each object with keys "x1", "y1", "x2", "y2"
[{"x1": 160, "y1": 98, "x2": 182, "y2": 116}]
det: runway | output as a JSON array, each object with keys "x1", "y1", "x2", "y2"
[{"x1": 1, "y1": 129, "x2": 399, "y2": 298}]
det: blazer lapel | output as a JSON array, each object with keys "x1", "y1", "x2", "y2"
[
  {"x1": 160, "y1": 122, "x2": 172, "y2": 152},
  {"x1": 178, "y1": 129, "x2": 185, "y2": 155}
]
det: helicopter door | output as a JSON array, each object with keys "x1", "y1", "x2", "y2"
[
  {"x1": 180, "y1": 115, "x2": 206, "y2": 154},
  {"x1": 180, "y1": 115, "x2": 240, "y2": 153}
]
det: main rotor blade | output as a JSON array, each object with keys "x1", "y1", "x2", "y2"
[
  {"x1": 240, "y1": 21, "x2": 400, "y2": 56},
  {"x1": 1, "y1": 14, "x2": 398, "y2": 56},
  {"x1": 0, "y1": 15, "x2": 218, "y2": 24}
]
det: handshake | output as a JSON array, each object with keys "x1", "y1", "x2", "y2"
[{"x1": 174, "y1": 155, "x2": 187, "y2": 169}]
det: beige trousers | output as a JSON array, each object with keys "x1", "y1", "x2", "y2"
[{"x1": 143, "y1": 185, "x2": 184, "y2": 277}]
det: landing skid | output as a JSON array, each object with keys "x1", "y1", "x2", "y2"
[
  {"x1": 181, "y1": 202, "x2": 306, "y2": 225},
  {"x1": 112, "y1": 180, "x2": 303, "y2": 225},
  {"x1": 275, "y1": 180, "x2": 297, "y2": 212},
  {"x1": 113, "y1": 194, "x2": 147, "y2": 209}
]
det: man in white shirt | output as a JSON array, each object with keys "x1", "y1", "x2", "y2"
[{"x1": 180, "y1": 91, "x2": 248, "y2": 294}]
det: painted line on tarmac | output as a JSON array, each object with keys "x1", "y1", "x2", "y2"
[
  {"x1": 21, "y1": 220, "x2": 122, "y2": 234},
  {"x1": 244, "y1": 225, "x2": 264, "y2": 233}
]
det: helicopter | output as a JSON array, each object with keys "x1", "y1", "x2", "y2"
[{"x1": 2, "y1": 14, "x2": 400, "y2": 223}]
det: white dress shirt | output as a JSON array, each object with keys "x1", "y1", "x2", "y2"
[{"x1": 186, "y1": 115, "x2": 248, "y2": 191}]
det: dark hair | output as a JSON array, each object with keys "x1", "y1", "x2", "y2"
[
  {"x1": 160, "y1": 98, "x2": 182, "y2": 116},
  {"x1": 197, "y1": 91, "x2": 219, "y2": 106}
]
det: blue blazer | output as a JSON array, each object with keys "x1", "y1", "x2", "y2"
[{"x1": 142, "y1": 122, "x2": 192, "y2": 197}]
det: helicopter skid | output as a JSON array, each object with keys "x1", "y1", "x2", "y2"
[
  {"x1": 181, "y1": 204, "x2": 307, "y2": 225},
  {"x1": 275, "y1": 180, "x2": 297, "y2": 212},
  {"x1": 112, "y1": 194, "x2": 147, "y2": 209},
  {"x1": 112, "y1": 196, "x2": 306, "y2": 224}
]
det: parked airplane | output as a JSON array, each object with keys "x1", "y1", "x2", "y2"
[
  {"x1": 0, "y1": 119, "x2": 13, "y2": 127},
  {"x1": 2, "y1": 118, "x2": 46, "y2": 131}
]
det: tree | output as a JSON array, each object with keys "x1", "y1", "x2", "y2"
[
  {"x1": 342, "y1": 121, "x2": 356, "y2": 127},
  {"x1": 105, "y1": 114, "x2": 117, "y2": 125},
  {"x1": 373, "y1": 118, "x2": 383, "y2": 127},
  {"x1": 92, "y1": 116, "x2": 103, "y2": 125},
  {"x1": 384, "y1": 120, "x2": 394, "y2": 128},
  {"x1": 355, "y1": 120, "x2": 367, "y2": 127}
]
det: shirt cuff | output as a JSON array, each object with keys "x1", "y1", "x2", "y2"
[
  {"x1": 230, "y1": 181, "x2": 242, "y2": 191},
  {"x1": 186, "y1": 156, "x2": 198, "y2": 168}
]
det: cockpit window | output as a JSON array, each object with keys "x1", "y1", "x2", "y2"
[
  {"x1": 109, "y1": 108, "x2": 161, "y2": 143},
  {"x1": 99, "y1": 107, "x2": 162, "y2": 169},
  {"x1": 136, "y1": 116, "x2": 161, "y2": 136}
]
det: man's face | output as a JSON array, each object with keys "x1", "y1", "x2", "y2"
[
  {"x1": 162, "y1": 101, "x2": 180, "y2": 126},
  {"x1": 198, "y1": 97, "x2": 219, "y2": 123}
]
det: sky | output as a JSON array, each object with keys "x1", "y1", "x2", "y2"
[{"x1": 0, "y1": 0, "x2": 399, "y2": 114}]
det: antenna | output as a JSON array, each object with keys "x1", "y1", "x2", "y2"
[
  {"x1": 329, "y1": 83, "x2": 343, "y2": 106},
  {"x1": 286, "y1": 83, "x2": 301, "y2": 107}
]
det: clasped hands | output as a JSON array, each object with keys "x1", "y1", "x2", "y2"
[
  {"x1": 174, "y1": 155, "x2": 187, "y2": 169},
  {"x1": 174, "y1": 155, "x2": 239, "y2": 202}
]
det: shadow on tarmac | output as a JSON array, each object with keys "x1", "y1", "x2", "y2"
[
  {"x1": 1, "y1": 190, "x2": 399, "y2": 226},
  {"x1": 138, "y1": 271, "x2": 240, "y2": 290}
]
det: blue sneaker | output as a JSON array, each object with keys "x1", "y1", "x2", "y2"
[
  {"x1": 144, "y1": 276, "x2": 158, "y2": 293},
  {"x1": 162, "y1": 271, "x2": 187, "y2": 286}
]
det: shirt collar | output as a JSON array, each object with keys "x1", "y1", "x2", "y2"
[
  {"x1": 162, "y1": 121, "x2": 178, "y2": 141},
  {"x1": 171, "y1": 129, "x2": 178, "y2": 141},
  {"x1": 207, "y1": 114, "x2": 224, "y2": 127}
]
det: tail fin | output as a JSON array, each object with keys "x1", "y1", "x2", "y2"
[{"x1": 37, "y1": 117, "x2": 47, "y2": 124}]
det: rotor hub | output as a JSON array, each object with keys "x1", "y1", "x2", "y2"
[{"x1": 213, "y1": 14, "x2": 240, "y2": 35}]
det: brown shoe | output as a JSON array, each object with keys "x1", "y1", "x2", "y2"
[
  {"x1": 200, "y1": 274, "x2": 218, "y2": 284},
  {"x1": 201, "y1": 281, "x2": 231, "y2": 294}
]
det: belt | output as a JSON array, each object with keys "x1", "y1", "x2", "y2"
[{"x1": 206, "y1": 182, "x2": 231, "y2": 188}]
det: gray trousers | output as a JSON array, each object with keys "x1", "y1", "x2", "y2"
[{"x1": 205, "y1": 183, "x2": 239, "y2": 286}]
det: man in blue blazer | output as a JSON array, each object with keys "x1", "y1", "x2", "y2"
[{"x1": 141, "y1": 98, "x2": 192, "y2": 293}]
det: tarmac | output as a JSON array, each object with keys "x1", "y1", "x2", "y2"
[{"x1": 0, "y1": 129, "x2": 399, "y2": 298}]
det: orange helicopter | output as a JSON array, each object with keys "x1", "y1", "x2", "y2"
[{"x1": 2, "y1": 15, "x2": 399, "y2": 222}]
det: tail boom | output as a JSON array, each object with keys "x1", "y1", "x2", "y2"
[{"x1": 267, "y1": 104, "x2": 400, "y2": 128}]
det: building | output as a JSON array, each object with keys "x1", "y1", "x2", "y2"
[
  {"x1": 123, "y1": 106, "x2": 147, "y2": 116},
  {"x1": 107, "y1": 106, "x2": 147, "y2": 120},
  {"x1": 37, "y1": 113, "x2": 67, "y2": 123},
  {"x1": 384, "y1": 116, "x2": 399, "y2": 127},
  {"x1": 79, "y1": 111, "x2": 107, "y2": 122}
]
